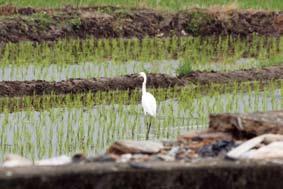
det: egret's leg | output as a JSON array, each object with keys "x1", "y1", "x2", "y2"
[{"x1": 145, "y1": 117, "x2": 152, "y2": 140}]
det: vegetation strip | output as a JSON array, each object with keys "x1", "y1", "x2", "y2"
[
  {"x1": 2, "y1": 0, "x2": 283, "y2": 10},
  {"x1": 0, "y1": 6, "x2": 282, "y2": 43},
  {"x1": 1, "y1": 65, "x2": 283, "y2": 97}
]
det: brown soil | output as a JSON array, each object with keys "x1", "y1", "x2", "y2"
[
  {"x1": 0, "y1": 5, "x2": 282, "y2": 42},
  {"x1": 1, "y1": 160, "x2": 282, "y2": 189},
  {"x1": 1, "y1": 65, "x2": 283, "y2": 97}
]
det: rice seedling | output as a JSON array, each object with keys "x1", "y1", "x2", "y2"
[
  {"x1": 0, "y1": 36, "x2": 282, "y2": 81},
  {"x1": 0, "y1": 80, "x2": 282, "y2": 160}
]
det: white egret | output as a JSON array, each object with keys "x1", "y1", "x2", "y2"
[{"x1": 139, "y1": 72, "x2": 157, "y2": 139}]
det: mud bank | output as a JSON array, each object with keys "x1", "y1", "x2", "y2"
[
  {"x1": 1, "y1": 65, "x2": 283, "y2": 97},
  {"x1": 0, "y1": 5, "x2": 282, "y2": 42}
]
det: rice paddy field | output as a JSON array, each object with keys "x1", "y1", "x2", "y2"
[
  {"x1": 0, "y1": 1, "x2": 283, "y2": 161},
  {"x1": 0, "y1": 34, "x2": 282, "y2": 160},
  {"x1": 0, "y1": 36, "x2": 281, "y2": 81}
]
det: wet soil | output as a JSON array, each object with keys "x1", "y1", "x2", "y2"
[
  {"x1": 0, "y1": 5, "x2": 282, "y2": 42},
  {"x1": 1, "y1": 65, "x2": 283, "y2": 97}
]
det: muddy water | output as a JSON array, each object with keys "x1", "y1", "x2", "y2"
[{"x1": 0, "y1": 88, "x2": 281, "y2": 160}]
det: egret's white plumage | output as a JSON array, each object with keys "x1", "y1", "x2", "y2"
[{"x1": 139, "y1": 72, "x2": 157, "y2": 117}]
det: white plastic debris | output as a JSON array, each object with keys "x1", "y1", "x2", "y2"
[
  {"x1": 243, "y1": 142, "x2": 283, "y2": 159},
  {"x1": 157, "y1": 154, "x2": 175, "y2": 161},
  {"x1": 35, "y1": 155, "x2": 71, "y2": 166},
  {"x1": 168, "y1": 146, "x2": 179, "y2": 157},
  {"x1": 117, "y1": 153, "x2": 132, "y2": 163},
  {"x1": 181, "y1": 30, "x2": 188, "y2": 36},
  {"x1": 227, "y1": 134, "x2": 283, "y2": 160},
  {"x1": 2, "y1": 154, "x2": 33, "y2": 167}
]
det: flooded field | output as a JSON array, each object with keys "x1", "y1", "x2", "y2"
[
  {"x1": 0, "y1": 60, "x2": 180, "y2": 81},
  {"x1": 0, "y1": 31, "x2": 282, "y2": 160},
  {"x1": 0, "y1": 36, "x2": 281, "y2": 81},
  {"x1": 0, "y1": 81, "x2": 282, "y2": 160}
]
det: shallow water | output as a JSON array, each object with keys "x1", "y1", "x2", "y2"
[
  {"x1": 0, "y1": 60, "x2": 180, "y2": 81},
  {"x1": 0, "y1": 87, "x2": 281, "y2": 160},
  {"x1": 0, "y1": 58, "x2": 261, "y2": 81}
]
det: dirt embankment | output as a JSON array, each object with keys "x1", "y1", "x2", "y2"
[
  {"x1": 1, "y1": 65, "x2": 283, "y2": 97},
  {"x1": 0, "y1": 5, "x2": 282, "y2": 42},
  {"x1": 1, "y1": 160, "x2": 282, "y2": 189}
]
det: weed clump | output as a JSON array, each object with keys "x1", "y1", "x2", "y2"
[
  {"x1": 177, "y1": 56, "x2": 192, "y2": 76},
  {"x1": 186, "y1": 11, "x2": 212, "y2": 35}
]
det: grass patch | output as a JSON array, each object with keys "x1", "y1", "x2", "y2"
[
  {"x1": 186, "y1": 11, "x2": 212, "y2": 35},
  {"x1": 0, "y1": 0, "x2": 283, "y2": 10},
  {"x1": 177, "y1": 56, "x2": 193, "y2": 76}
]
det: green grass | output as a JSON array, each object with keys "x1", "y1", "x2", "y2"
[
  {"x1": 1, "y1": 0, "x2": 283, "y2": 10},
  {"x1": 177, "y1": 56, "x2": 193, "y2": 76}
]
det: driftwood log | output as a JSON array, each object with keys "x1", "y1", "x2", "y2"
[{"x1": 209, "y1": 111, "x2": 283, "y2": 139}]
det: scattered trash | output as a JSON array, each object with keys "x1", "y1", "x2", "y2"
[
  {"x1": 107, "y1": 140, "x2": 164, "y2": 155},
  {"x1": 156, "y1": 33, "x2": 164, "y2": 37},
  {"x1": 227, "y1": 134, "x2": 283, "y2": 160},
  {"x1": 90, "y1": 154, "x2": 119, "y2": 162},
  {"x1": 3, "y1": 154, "x2": 33, "y2": 167},
  {"x1": 156, "y1": 154, "x2": 175, "y2": 161},
  {"x1": 181, "y1": 30, "x2": 187, "y2": 36},
  {"x1": 35, "y1": 155, "x2": 71, "y2": 166},
  {"x1": 117, "y1": 154, "x2": 132, "y2": 163},
  {"x1": 198, "y1": 140, "x2": 236, "y2": 157},
  {"x1": 131, "y1": 154, "x2": 150, "y2": 162},
  {"x1": 167, "y1": 146, "x2": 180, "y2": 157}
]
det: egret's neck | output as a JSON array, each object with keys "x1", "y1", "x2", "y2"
[{"x1": 142, "y1": 76, "x2": 147, "y2": 94}]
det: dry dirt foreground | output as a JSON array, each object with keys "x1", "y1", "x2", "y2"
[
  {"x1": 0, "y1": 160, "x2": 282, "y2": 189},
  {"x1": 1, "y1": 65, "x2": 283, "y2": 97},
  {"x1": 0, "y1": 5, "x2": 282, "y2": 42}
]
